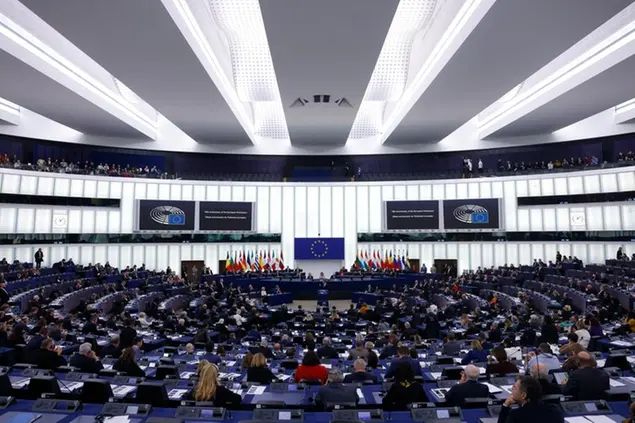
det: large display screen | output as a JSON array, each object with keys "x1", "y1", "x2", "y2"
[
  {"x1": 137, "y1": 200, "x2": 196, "y2": 231},
  {"x1": 385, "y1": 200, "x2": 440, "y2": 230},
  {"x1": 199, "y1": 201, "x2": 254, "y2": 231},
  {"x1": 443, "y1": 198, "x2": 501, "y2": 230}
]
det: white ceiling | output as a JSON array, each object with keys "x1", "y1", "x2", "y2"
[{"x1": 0, "y1": 0, "x2": 633, "y2": 155}]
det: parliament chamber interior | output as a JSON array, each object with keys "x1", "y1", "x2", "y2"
[{"x1": 2, "y1": 1, "x2": 635, "y2": 423}]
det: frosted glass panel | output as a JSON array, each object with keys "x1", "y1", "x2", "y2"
[
  {"x1": 146, "y1": 183, "x2": 158, "y2": 199},
  {"x1": 51, "y1": 246, "x2": 66, "y2": 265},
  {"x1": 344, "y1": 187, "x2": 357, "y2": 267},
  {"x1": 531, "y1": 244, "x2": 544, "y2": 263},
  {"x1": 37, "y1": 177, "x2": 54, "y2": 196},
  {"x1": 600, "y1": 174, "x2": 618, "y2": 192},
  {"x1": 295, "y1": 186, "x2": 307, "y2": 237},
  {"x1": 80, "y1": 246, "x2": 93, "y2": 266},
  {"x1": 182, "y1": 185, "x2": 193, "y2": 200},
  {"x1": 133, "y1": 246, "x2": 145, "y2": 266},
  {"x1": 456, "y1": 183, "x2": 468, "y2": 199},
  {"x1": 556, "y1": 208, "x2": 570, "y2": 231},
  {"x1": 82, "y1": 210, "x2": 95, "y2": 233},
  {"x1": 219, "y1": 186, "x2": 231, "y2": 200},
  {"x1": 542, "y1": 208, "x2": 557, "y2": 231},
  {"x1": 68, "y1": 210, "x2": 82, "y2": 233},
  {"x1": 432, "y1": 184, "x2": 444, "y2": 200},
  {"x1": 0, "y1": 208, "x2": 16, "y2": 233},
  {"x1": 282, "y1": 187, "x2": 295, "y2": 265},
  {"x1": 544, "y1": 244, "x2": 557, "y2": 264},
  {"x1": 622, "y1": 205, "x2": 635, "y2": 230},
  {"x1": 16, "y1": 208, "x2": 34, "y2": 233},
  {"x1": 572, "y1": 244, "x2": 587, "y2": 263},
  {"x1": 394, "y1": 185, "x2": 406, "y2": 200},
  {"x1": 170, "y1": 184, "x2": 182, "y2": 200},
  {"x1": 357, "y1": 186, "x2": 369, "y2": 233},
  {"x1": 568, "y1": 177, "x2": 583, "y2": 195},
  {"x1": 406, "y1": 185, "x2": 418, "y2": 200},
  {"x1": 144, "y1": 245, "x2": 157, "y2": 271},
  {"x1": 420, "y1": 244, "x2": 433, "y2": 269},
  {"x1": 20, "y1": 176, "x2": 37, "y2": 195},
  {"x1": 270, "y1": 186, "x2": 282, "y2": 234},
  {"x1": 369, "y1": 186, "x2": 382, "y2": 233},
  {"x1": 445, "y1": 184, "x2": 456, "y2": 200},
  {"x1": 232, "y1": 186, "x2": 245, "y2": 201},
  {"x1": 515, "y1": 180, "x2": 528, "y2": 197},
  {"x1": 446, "y1": 243, "x2": 457, "y2": 259},
  {"x1": 157, "y1": 246, "x2": 168, "y2": 272},
  {"x1": 15, "y1": 247, "x2": 31, "y2": 264},
  {"x1": 518, "y1": 244, "x2": 531, "y2": 264},
  {"x1": 95, "y1": 211, "x2": 108, "y2": 233},
  {"x1": 306, "y1": 187, "x2": 319, "y2": 237},
  {"x1": 541, "y1": 178, "x2": 554, "y2": 196},
  {"x1": 319, "y1": 187, "x2": 332, "y2": 237},
  {"x1": 528, "y1": 180, "x2": 541, "y2": 196},
  {"x1": 582, "y1": 206, "x2": 600, "y2": 231},
  {"x1": 97, "y1": 181, "x2": 109, "y2": 198},
  {"x1": 108, "y1": 210, "x2": 121, "y2": 233},
  {"x1": 482, "y1": 243, "x2": 494, "y2": 268},
  {"x1": 506, "y1": 244, "x2": 518, "y2": 266},
  {"x1": 381, "y1": 185, "x2": 393, "y2": 201},
  {"x1": 34, "y1": 209, "x2": 52, "y2": 233},
  {"x1": 494, "y1": 243, "x2": 506, "y2": 267},
  {"x1": 583, "y1": 175, "x2": 601, "y2": 193},
  {"x1": 470, "y1": 244, "x2": 481, "y2": 270},
  {"x1": 467, "y1": 183, "x2": 479, "y2": 199},
  {"x1": 135, "y1": 183, "x2": 147, "y2": 200},
  {"x1": 433, "y1": 244, "x2": 446, "y2": 259},
  {"x1": 120, "y1": 183, "x2": 135, "y2": 233},
  {"x1": 54, "y1": 178, "x2": 70, "y2": 197},
  {"x1": 589, "y1": 244, "x2": 605, "y2": 265},
  {"x1": 332, "y1": 186, "x2": 344, "y2": 237},
  {"x1": 168, "y1": 245, "x2": 181, "y2": 273},
  {"x1": 119, "y1": 245, "x2": 132, "y2": 267},
  {"x1": 67, "y1": 246, "x2": 80, "y2": 264},
  {"x1": 194, "y1": 185, "x2": 206, "y2": 201},
  {"x1": 480, "y1": 182, "x2": 491, "y2": 198},
  {"x1": 94, "y1": 246, "x2": 107, "y2": 267},
  {"x1": 618, "y1": 171, "x2": 635, "y2": 191},
  {"x1": 84, "y1": 180, "x2": 97, "y2": 198},
  {"x1": 420, "y1": 185, "x2": 432, "y2": 200},
  {"x1": 503, "y1": 181, "x2": 517, "y2": 231},
  {"x1": 206, "y1": 185, "x2": 219, "y2": 201},
  {"x1": 110, "y1": 181, "x2": 122, "y2": 199},
  {"x1": 491, "y1": 181, "x2": 503, "y2": 198},
  {"x1": 517, "y1": 209, "x2": 530, "y2": 231},
  {"x1": 158, "y1": 184, "x2": 170, "y2": 200},
  {"x1": 603, "y1": 205, "x2": 621, "y2": 230},
  {"x1": 529, "y1": 208, "x2": 543, "y2": 231},
  {"x1": 554, "y1": 178, "x2": 568, "y2": 195},
  {"x1": 458, "y1": 244, "x2": 470, "y2": 274},
  {"x1": 257, "y1": 187, "x2": 270, "y2": 233},
  {"x1": 107, "y1": 245, "x2": 119, "y2": 268}
]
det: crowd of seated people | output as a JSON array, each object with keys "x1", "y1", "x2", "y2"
[{"x1": 0, "y1": 254, "x2": 632, "y2": 421}]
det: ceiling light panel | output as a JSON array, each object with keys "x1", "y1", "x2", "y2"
[
  {"x1": 207, "y1": 0, "x2": 289, "y2": 143},
  {"x1": 0, "y1": 96, "x2": 20, "y2": 125}
]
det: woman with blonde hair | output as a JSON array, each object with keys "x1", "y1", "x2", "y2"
[
  {"x1": 461, "y1": 339, "x2": 488, "y2": 364},
  {"x1": 241, "y1": 352, "x2": 253, "y2": 369},
  {"x1": 196, "y1": 359, "x2": 210, "y2": 376},
  {"x1": 247, "y1": 353, "x2": 278, "y2": 384},
  {"x1": 186, "y1": 362, "x2": 242, "y2": 405}
]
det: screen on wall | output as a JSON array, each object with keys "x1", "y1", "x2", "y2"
[
  {"x1": 385, "y1": 200, "x2": 440, "y2": 230},
  {"x1": 443, "y1": 199, "x2": 501, "y2": 230},
  {"x1": 137, "y1": 200, "x2": 196, "y2": 231},
  {"x1": 199, "y1": 201, "x2": 254, "y2": 231}
]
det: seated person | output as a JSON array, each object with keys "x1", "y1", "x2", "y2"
[
  {"x1": 562, "y1": 352, "x2": 609, "y2": 400},
  {"x1": 487, "y1": 346, "x2": 518, "y2": 376},
  {"x1": 185, "y1": 363, "x2": 242, "y2": 406},
  {"x1": 442, "y1": 332, "x2": 462, "y2": 356},
  {"x1": 526, "y1": 343, "x2": 561, "y2": 373},
  {"x1": 31, "y1": 338, "x2": 67, "y2": 370},
  {"x1": 461, "y1": 340, "x2": 488, "y2": 364},
  {"x1": 315, "y1": 368, "x2": 358, "y2": 406},
  {"x1": 365, "y1": 341, "x2": 379, "y2": 369},
  {"x1": 445, "y1": 364, "x2": 489, "y2": 406},
  {"x1": 348, "y1": 340, "x2": 369, "y2": 360},
  {"x1": 498, "y1": 376, "x2": 564, "y2": 423},
  {"x1": 385, "y1": 346, "x2": 422, "y2": 379},
  {"x1": 295, "y1": 350, "x2": 328, "y2": 384},
  {"x1": 343, "y1": 358, "x2": 379, "y2": 384},
  {"x1": 317, "y1": 337, "x2": 339, "y2": 359},
  {"x1": 26, "y1": 327, "x2": 48, "y2": 350},
  {"x1": 559, "y1": 333, "x2": 584, "y2": 357},
  {"x1": 247, "y1": 353, "x2": 278, "y2": 384},
  {"x1": 202, "y1": 342, "x2": 222, "y2": 364},
  {"x1": 113, "y1": 347, "x2": 146, "y2": 377},
  {"x1": 100, "y1": 335, "x2": 121, "y2": 358},
  {"x1": 530, "y1": 363, "x2": 562, "y2": 396},
  {"x1": 382, "y1": 361, "x2": 428, "y2": 410},
  {"x1": 69, "y1": 342, "x2": 104, "y2": 374}
]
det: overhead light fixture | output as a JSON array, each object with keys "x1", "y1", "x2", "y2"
[
  {"x1": 0, "y1": 12, "x2": 158, "y2": 138},
  {"x1": 478, "y1": 19, "x2": 635, "y2": 135},
  {"x1": 615, "y1": 97, "x2": 635, "y2": 114},
  {"x1": 0, "y1": 97, "x2": 19, "y2": 117}
]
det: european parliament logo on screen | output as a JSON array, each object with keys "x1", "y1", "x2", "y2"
[
  {"x1": 150, "y1": 205, "x2": 186, "y2": 225},
  {"x1": 453, "y1": 204, "x2": 489, "y2": 224}
]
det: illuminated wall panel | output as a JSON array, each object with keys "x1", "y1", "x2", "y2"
[
  {"x1": 394, "y1": 185, "x2": 406, "y2": 200},
  {"x1": 145, "y1": 183, "x2": 158, "y2": 200},
  {"x1": 97, "y1": 181, "x2": 109, "y2": 198},
  {"x1": 144, "y1": 245, "x2": 157, "y2": 271},
  {"x1": 94, "y1": 246, "x2": 107, "y2": 267},
  {"x1": 108, "y1": 210, "x2": 121, "y2": 233},
  {"x1": 307, "y1": 187, "x2": 319, "y2": 237},
  {"x1": 470, "y1": 243, "x2": 481, "y2": 272},
  {"x1": 282, "y1": 186, "x2": 295, "y2": 264},
  {"x1": 406, "y1": 184, "x2": 419, "y2": 200},
  {"x1": 515, "y1": 180, "x2": 528, "y2": 197},
  {"x1": 20, "y1": 176, "x2": 37, "y2": 195},
  {"x1": 503, "y1": 181, "x2": 517, "y2": 231},
  {"x1": 37, "y1": 177, "x2": 54, "y2": 196},
  {"x1": 109, "y1": 181, "x2": 122, "y2": 199},
  {"x1": 457, "y1": 244, "x2": 470, "y2": 274},
  {"x1": 170, "y1": 184, "x2": 182, "y2": 200},
  {"x1": 68, "y1": 178, "x2": 83, "y2": 197},
  {"x1": 556, "y1": 208, "x2": 570, "y2": 231},
  {"x1": 600, "y1": 173, "x2": 618, "y2": 192},
  {"x1": 54, "y1": 178, "x2": 70, "y2": 197},
  {"x1": 456, "y1": 183, "x2": 468, "y2": 199},
  {"x1": 319, "y1": 186, "x2": 332, "y2": 237},
  {"x1": 432, "y1": 184, "x2": 444, "y2": 200},
  {"x1": 158, "y1": 184, "x2": 170, "y2": 200},
  {"x1": 107, "y1": 245, "x2": 119, "y2": 268},
  {"x1": 467, "y1": 182, "x2": 479, "y2": 199},
  {"x1": 542, "y1": 208, "x2": 556, "y2": 231},
  {"x1": 540, "y1": 178, "x2": 554, "y2": 196},
  {"x1": 617, "y1": 171, "x2": 635, "y2": 191},
  {"x1": 206, "y1": 185, "x2": 219, "y2": 201},
  {"x1": 583, "y1": 175, "x2": 600, "y2": 193},
  {"x1": 445, "y1": 184, "x2": 456, "y2": 200},
  {"x1": 494, "y1": 243, "x2": 506, "y2": 266},
  {"x1": 585, "y1": 206, "x2": 603, "y2": 231},
  {"x1": 420, "y1": 185, "x2": 432, "y2": 200},
  {"x1": 194, "y1": 185, "x2": 206, "y2": 202},
  {"x1": 80, "y1": 245, "x2": 94, "y2": 266},
  {"x1": 68, "y1": 210, "x2": 81, "y2": 233},
  {"x1": 156, "y1": 246, "x2": 168, "y2": 272},
  {"x1": 506, "y1": 243, "x2": 518, "y2": 266},
  {"x1": 368, "y1": 186, "x2": 382, "y2": 233},
  {"x1": 528, "y1": 179, "x2": 541, "y2": 197},
  {"x1": 219, "y1": 186, "x2": 231, "y2": 201},
  {"x1": 344, "y1": 186, "x2": 357, "y2": 267},
  {"x1": 34, "y1": 209, "x2": 52, "y2": 233},
  {"x1": 622, "y1": 205, "x2": 635, "y2": 230},
  {"x1": 257, "y1": 186, "x2": 270, "y2": 233},
  {"x1": 181, "y1": 185, "x2": 193, "y2": 200},
  {"x1": 332, "y1": 186, "x2": 345, "y2": 237},
  {"x1": 482, "y1": 243, "x2": 494, "y2": 268},
  {"x1": 232, "y1": 186, "x2": 244, "y2": 201},
  {"x1": 135, "y1": 183, "x2": 147, "y2": 199},
  {"x1": 516, "y1": 208, "x2": 530, "y2": 231},
  {"x1": 294, "y1": 186, "x2": 307, "y2": 237},
  {"x1": 120, "y1": 183, "x2": 135, "y2": 233},
  {"x1": 518, "y1": 244, "x2": 531, "y2": 265},
  {"x1": 16, "y1": 208, "x2": 34, "y2": 233},
  {"x1": 83, "y1": 180, "x2": 97, "y2": 198},
  {"x1": 529, "y1": 208, "x2": 543, "y2": 231},
  {"x1": 269, "y1": 186, "x2": 282, "y2": 234},
  {"x1": 554, "y1": 178, "x2": 568, "y2": 195},
  {"x1": 95, "y1": 210, "x2": 108, "y2": 233},
  {"x1": 81, "y1": 210, "x2": 95, "y2": 233},
  {"x1": 603, "y1": 205, "x2": 621, "y2": 230},
  {"x1": 357, "y1": 186, "x2": 369, "y2": 233}
]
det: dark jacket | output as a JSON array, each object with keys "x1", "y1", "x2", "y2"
[
  {"x1": 246, "y1": 366, "x2": 278, "y2": 384},
  {"x1": 442, "y1": 341, "x2": 462, "y2": 356},
  {"x1": 486, "y1": 361, "x2": 519, "y2": 377},
  {"x1": 317, "y1": 345, "x2": 339, "y2": 359},
  {"x1": 82, "y1": 322, "x2": 100, "y2": 335},
  {"x1": 113, "y1": 358, "x2": 146, "y2": 377},
  {"x1": 538, "y1": 378, "x2": 562, "y2": 396},
  {"x1": 367, "y1": 349, "x2": 379, "y2": 369},
  {"x1": 343, "y1": 371, "x2": 378, "y2": 384},
  {"x1": 31, "y1": 348, "x2": 67, "y2": 370},
  {"x1": 382, "y1": 381, "x2": 428, "y2": 410},
  {"x1": 184, "y1": 384, "x2": 242, "y2": 406},
  {"x1": 26, "y1": 335, "x2": 46, "y2": 350},
  {"x1": 497, "y1": 402, "x2": 564, "y2": 423},
  {"x1": 315, "y1": 383, "x2": 358, "y2": 406},
  {"x1": 69, "y1": 354, "x2": 104, "y2": 374},
  {"x1": 445, "y1": 380, "x2": 490, "y2": 406},
  {"x1": 384, "y1": 357, "x2": 422, "y2": 379},
  {"x1": 100, "y1": 344, "x2": 122, "y2": 358},
  {"x1": 461, "y1": 349, "x2": 488, "y2": 364},
  {"x1": 119, "y1": 326, "x2": 138, "y2": 349},
  {"x1": 562, "y1": 367, "x2": 610, "y2": 400}
]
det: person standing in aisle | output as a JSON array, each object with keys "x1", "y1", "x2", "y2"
[{"x1": 34, "y1": 248, "x2": 44, "y2": 269}]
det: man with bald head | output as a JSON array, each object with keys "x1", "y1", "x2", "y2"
[
  {"x1": 562, "y1": 351, "x2": 609, "y2": 400},
  {"x1": 445, "y1": 364, "x2": 489, "y2": 406},
  {"x1": 343, "y1": 358, "x2": 378, "y2": 384}
]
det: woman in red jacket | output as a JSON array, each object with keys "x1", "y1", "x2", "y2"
[{"x1": 294, "y1": 350, "x2": 328, "y2": 384}]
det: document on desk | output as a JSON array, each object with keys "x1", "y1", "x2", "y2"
[
  {"x1": 585, "y1": 416, "x2": 618, "y2": 423},
  {"x1": 499, "y1": 385, "x2": 514, "y2": 394},
  {"x1": 323, "y1": 364, "x2": 332, "y2": 369},
  {"x1": 11, "y1": 378, "x2": 30, "y2": 389},
  {"x1": 112, "y1": 385, "x2": 137, "y2": 397},
  {"x1": 356, "y1": 388, "x2": 364, "y2": 399},
  {"x1": 180, "y1": 372, "x2": 195, "y2": 379},
  {"x1": 277, "y1": 374, "x2": 291, "y2": 381},
  {"x1": 224, "y1": 361, "x2": 237, "y2": 367},
  {"x1": 104, "y1": 416, "x2": 130, "y2": 423},
  {"x1": 564, "y1": 417, "x2": 591, "y2": 423},
  {"x1": 247, "y1": 385, "x2": 266, "y2": 395},
  {"x1": 596, "y1": 359, "x2": 606, "y2": 368},
  {"x1": 483, "y1": 383, "x2": 502, "y2": 394},
  {"x1": 430, "y1": 372, "x2": 442, "y2": 380},
  {"x1": 624, "y1": 376, "x2": 635, "y2": 384},
  {"x1": 168, "y1": 388, "x2": 189, "y2": 400},
  {"x1": 609, "y1": 379, "x2": 626, "y2": 387},
  {"x1": 231, "y1": 389, "x2": 243, "y2": 396}
]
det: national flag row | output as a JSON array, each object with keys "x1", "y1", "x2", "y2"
[
  {"x1": 353, "y1": 250, "x2": 411, "y2": 271},
  {"x1": 225, "y1": 250, "x2": 285, "y2": 272}
]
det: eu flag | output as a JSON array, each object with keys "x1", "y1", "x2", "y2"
[{"x1": 294, "y1": 238, "x2": 345, "y2": 260}]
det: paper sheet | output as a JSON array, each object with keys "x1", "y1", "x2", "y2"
[
  {"x1": 104, "y1": 417, "x2": 130, "y2": 423},
  {"x1": 585, "y1": 416, "x2": 618, "y2": 423},
  {"x1": 167, "y1": 389, "x2": 189, "y2": 399},
  {"x1": 624, "y1": 376, "x2": 635, "y2": 384},
  {"x1": 609, "y1": 379, "x2": 625, "y2": 387},
  {"x1": 499, "y1": 385, "x2": 513, "y2": 394},
  {"x1": 565, "y1": 417, "x2": 590, "y2": 423},
  {"x1": 224, "y1": 361, "x2": 237, "y2": 366},
  {"x1": 323, "y1": 364, "x2": 332, "y2": 369},
  {"x1": 430, "y1": 372, "x2": 442, "y2": 380},
  {"x1": 596, "y1": 359, "x2": 606, "y2": 368},
  {"x1": 247, "y1": 385, "x2": 266, "y2": 395},
  {"x1": 180, "y1": 372, "x2": 195, "y2": 379},
  {"x1": 278, "y1": 374, "x2": 291, "y2": 381},
  {"x1": 231, "y1": 389, "x2": 243, "y2": 396},
  {"x1": 356, "y1": 388, "x2": 364, "y2": 399},
  {"x1": 483, "y1": 383, "x2": 502, "y2": 394}
]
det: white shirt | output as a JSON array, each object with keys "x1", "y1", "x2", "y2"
[
  {"x1": 234, "y1": 314, "x2": 246, "y2": 326},
  {"x1": 575, "y1": 329, "x2": 591, "y2": 348}
]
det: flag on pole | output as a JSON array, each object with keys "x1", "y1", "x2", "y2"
[
  {"x1": 280, "y1": 251, "x2": 285, "y2": 269},
  {"x1": 404, "y1": 254, "x2": 410, "y2": 270},
  {"x1": 259, "y1": 251, "x2": 265, "y2": 271},
  {"x1": 225, "y1": 252, "x2": 230, "y2": 272},
  {"x1": 368, "y1": 251, "x2": 375, "y2": 270}
]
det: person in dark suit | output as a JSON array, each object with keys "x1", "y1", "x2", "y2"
[
  {"x1": 119, "y1": 319, "x2": 137, "y2": 349},
  {"x1": 382, "y1": 361, "x2": 428, "y2": 410},
  {"x1": 246, "y1": 353, "x2": 278, "y2": 384},
  {"x1": 69, "y1": 342, "x2": 104, "y2": 374},
  {"x1": 498, "y1": 376, "x2": 564, "y2": 423},
  {"x1": 365, "y1": 342, "x2": 379, "y2": 369},
  {"x1": 317, "y1": 337, "x2": 339, "y2": 359},
  {"x1": 487, "y1": 346, "x2": 519, "y2": 377},
  {"x1": 562, "y1": 352, "x2": 610, "y2": 400},
  {"x1": 113, "y1": 347, "x2": 145, "y2": 377},
  {"x1": 100, "y1": 335, "x2": 121, "y2": 358},
  {"x1": 315, "y1": 368, "x2": 358, "y2": 407},
  {"x1": 0, "y1": 283, "x2": 9, "y2": 306},
  {"x1": 384, "y1": 346, "x2": 422, "y2": 379},
  {"x1": 343, "y1": 358, "x2": 378, "y2": 384},
  {"x1": 26, "y1": 327, "x2": 48, "y2": 350},
  {"x1": 82, "y1": 315, "x2": 100, "y2": 335},
  {"x1": 529, "y1": 363, "x2": 562, "y2": 396},
  {"x1": 445, "y1": 364, "x2": 489, "y2": 406},
  {"x1": 34, "y1": 249, "x2": 44, "y2": 269},
  {"x1": 442, "y1": 332, "x2": 462, "y2": 356},
  {"x1": 31, "y1": 338, "x2": 67, "y2": 370}
]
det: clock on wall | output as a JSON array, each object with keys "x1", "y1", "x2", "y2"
[
  {"x1": 52, "y1": 214, "x2": 68, "y2": 229},
  {"x1": 570, "y1": 212, "x2": 585, "y2": 227}
]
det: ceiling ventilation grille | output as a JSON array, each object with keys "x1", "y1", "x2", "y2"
[{"x1": 289, "y1": 96, "x2": 353, "y2": 108}]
